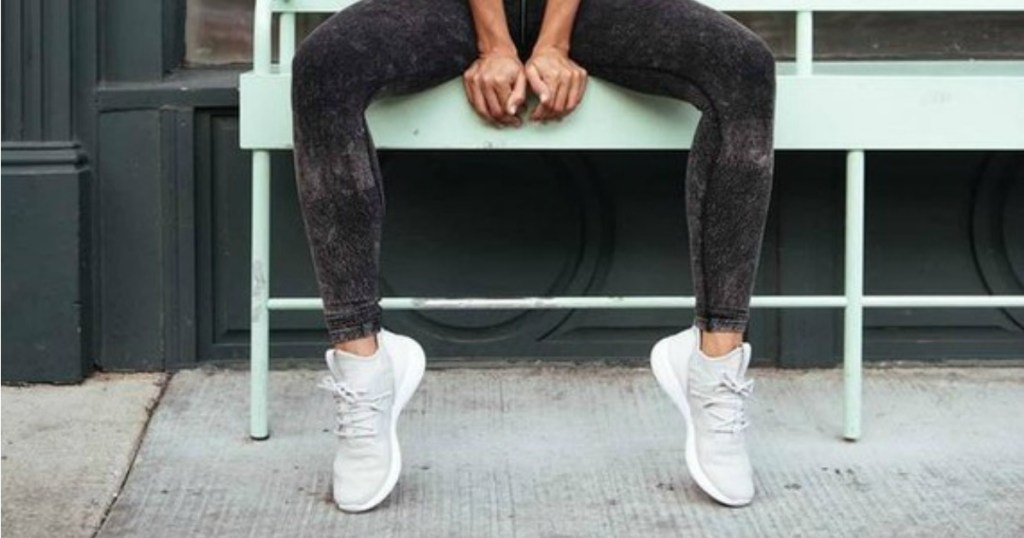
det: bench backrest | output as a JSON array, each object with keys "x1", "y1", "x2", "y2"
[
  {"x1": 254, "y1": 0, "x2": 1024, "y2": 74},
  {"x1": 267, "y1": 0, "x2": 1023, "y2": 11}
]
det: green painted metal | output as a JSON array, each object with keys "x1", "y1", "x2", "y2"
[
  {"x1": 278, "y1": 13, "x2": 296, "y2": 70},
  {"x1": 253, "y1": 0, "x2": 272, "y2": 74},
  {"x1": 844, "y1": 150, "x2": 865, "y2": 441},
  {"x1": 788, "y1": 61, "x2": 1024, "y2": 77},
  {"x1": 269, "y1": 0, "x2": 1024, "y2": 13},
  {"x1": 241, "y1": 0, "x2": 1024, "y2": 440},
  {"x1": 796, "y1": 11, "x2": 813, "y2": 76},
  {"x1": 266, "y1": 295, "x2": 1024, "y2": 311},
  {"x1": 250, "y1": 150, "x2": 271, "y2": 440},
  {"x1": 240, "y1": 69, "x2": 1024, "y2": 150}
]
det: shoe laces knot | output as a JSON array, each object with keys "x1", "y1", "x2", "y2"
[
  {"x1": 700, "y1": 372, "x2": 755, "y2": 434},
  {"x1": 317, "y1": 376, "x2": 392, "y2": 439}
]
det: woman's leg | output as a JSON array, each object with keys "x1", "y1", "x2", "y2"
[
  {"x1": 291, "y1": 0, "x2": 516, "y2": 346},
  {"x1": 550, "y1": 0, "x2": 776, "y2": 339}
]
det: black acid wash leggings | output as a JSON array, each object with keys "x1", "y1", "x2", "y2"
[{"x1": 291, "y1": 0, "x2": 777, "y2": 345}]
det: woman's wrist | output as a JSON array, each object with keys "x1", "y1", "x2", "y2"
[
  {"x1": 478, "y1": 39, "x2": 518, "y2": 57},
  {"x1": 532, "y1": 41, "x2": 570, "y2": 56}
]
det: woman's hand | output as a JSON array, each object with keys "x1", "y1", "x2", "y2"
[
  {"x1": 524, "y1": 45, "x2": 588, "y2": 122},
  {"x1": 462, "y1": 48, "x2": 527, "y2": 127}
]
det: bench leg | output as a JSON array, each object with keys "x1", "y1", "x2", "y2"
[
  {"x1": 844, "y1": 150, "x2": 865, "y2": 441},
  {"x1": 250, "y1": 150, "x2": 271, "y2": 441}
]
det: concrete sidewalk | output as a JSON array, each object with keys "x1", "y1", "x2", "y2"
[
  {"x1": 1, "y1": 373, "x2": 167, "y2": 538},
  {"x1": 3, "y1": 365, "x2": 1023, "y2": 537}
]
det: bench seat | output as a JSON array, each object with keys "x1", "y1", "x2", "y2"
[{"x1": 240, "y1": 60, "x2": 1024, "y2": 151}]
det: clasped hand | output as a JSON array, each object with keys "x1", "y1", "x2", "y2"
[{"x1": 462, "y1": 46, "x2": 588, "y2": 127}]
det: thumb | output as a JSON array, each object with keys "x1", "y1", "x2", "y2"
[
  {"x1": 526, "y1": 64, "x2": 551, "y2": 103},
  {"x1": 507, "y1": 71, "x2": 527, "y2": 114}
]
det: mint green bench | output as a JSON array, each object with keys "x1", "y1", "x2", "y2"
[{"x1": 239, "y1": 0, "x2": 1024, "y2": 441}]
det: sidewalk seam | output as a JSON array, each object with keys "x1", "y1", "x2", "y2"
[{"x1": 90, "y1": 372, "x2": 173, "y2": 538}]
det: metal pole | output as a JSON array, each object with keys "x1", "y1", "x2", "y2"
[
  {"x1": 250, "y1": 150, "x2": 271, "y2": 440},
  {"x1": 278, "y1": 12, "x2": 296, "y2": 70},
  {"x1": 844, "y1": 150, "x2": 865, "y2": 441},
  {"x1": 796, "y1": 10, "x2": 814, "y2": 76}
]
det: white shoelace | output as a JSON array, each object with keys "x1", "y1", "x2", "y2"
[
  {"x1": 693, "y1": 372, "x2": 755, "y2": 434},
  {"x1": 317, "y1": 376, "x2": 392, "y2": 439}
]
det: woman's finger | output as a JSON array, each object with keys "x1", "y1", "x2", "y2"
[
  {"x1": 539, "y1": 71, "x2": 565, "y2": 121},
  {"x1": 566, "y1": 70, "x2": 584, "y2": 113},
  {"x1": 462, "y1": 64, "x2": 477, "y2": 109},
  {"x1": 507, "y1": 71, "x2": 527, "y2": 116},
  {"x1": 553, "y1": 71, "x2": 571, "y2": 118},
  {"x1": 469, "y1": 74, "x2": 491, "y2": 121},
  {"x1": 579, "y1": 68, "x2": 588, "y2": 102},
  {"x1": 482, "y1": 80, "x2": 508, "y2": 123},
  {"x1": 526, "y1": 63, "x2": 551, "y2": 105},
  {"x1": 493, "y1": 76, "x2": 517, "y2": 124},
  {"x1": 530, "y1": 101, "x2": 548, "y2": 121}
]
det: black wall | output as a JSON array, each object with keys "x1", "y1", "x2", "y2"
[
  {"x1": 3, "y1": 0, "x2": 94, "y2": 382},
  {"x1": 2, "y1": 2, "x2": 1022, "y2": 382}
]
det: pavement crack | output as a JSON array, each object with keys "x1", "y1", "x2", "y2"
[{"x1": 90, "y1": 372, "x2": 173, "y2": 538}]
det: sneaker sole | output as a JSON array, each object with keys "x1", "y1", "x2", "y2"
[
  {"x1": 650, "y1": 328, "x2": 751, "y2": 507},
  {"x1": 335, "y1": 328, "x2": 426, "y2": 513}
]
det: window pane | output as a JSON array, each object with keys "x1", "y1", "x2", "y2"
[
  {"x1": 185, "y1": 0, "x2": 253, "y2": 65},
  {"x1": 185, "y1": 0, "x2": 331, "y2": 66},
  {"x1": 183, "y1": 2, "x2": 1024, "y2": 66},
  {"x1": 732, "y1": 12, "x2": 1024, "y2": 60}
]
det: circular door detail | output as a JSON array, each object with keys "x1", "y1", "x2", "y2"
[
  {"x1": 971, "y1": 153, "x2": 1024, "y2": 329},
  {"x1": 378, "y1": 150, "x2": 611, "y2": 343}
]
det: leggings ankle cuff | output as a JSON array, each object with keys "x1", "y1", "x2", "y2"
[
  {"x1": 324, "y1": 304, "x2": 382, "y2": 344},
  {"x1": 694, "y1": 313, "x2": 748, "y2": 333},
  {"x1": 328, "y1": 320, "x2": 381, "y2": 345}
]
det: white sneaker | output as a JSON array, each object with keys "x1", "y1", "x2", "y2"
[
  {"x1": 650, "y1": 324, "x2": 756, "y2": 506},
  {"x1": 318, "y1": 327, "x2": 426, "y2": 512}
]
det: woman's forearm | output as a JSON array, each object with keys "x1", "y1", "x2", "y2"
[
  {"x1": 533, "y1": 0, "x2": 582, "y2": 52},
  {"x1": 467, "y1": 0, "x2": 517, "y2": 54}
]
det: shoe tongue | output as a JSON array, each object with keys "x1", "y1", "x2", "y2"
[
  {"x1": 327, "y1": 346, "x2": 388, "y2": 389},
  {"x1": 696, "y1": 341, "x2": 752, "y2": 379}
]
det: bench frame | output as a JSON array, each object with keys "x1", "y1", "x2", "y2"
[{"x1": 240, "y1": 0, "x2": 1024, "y2": 441}]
